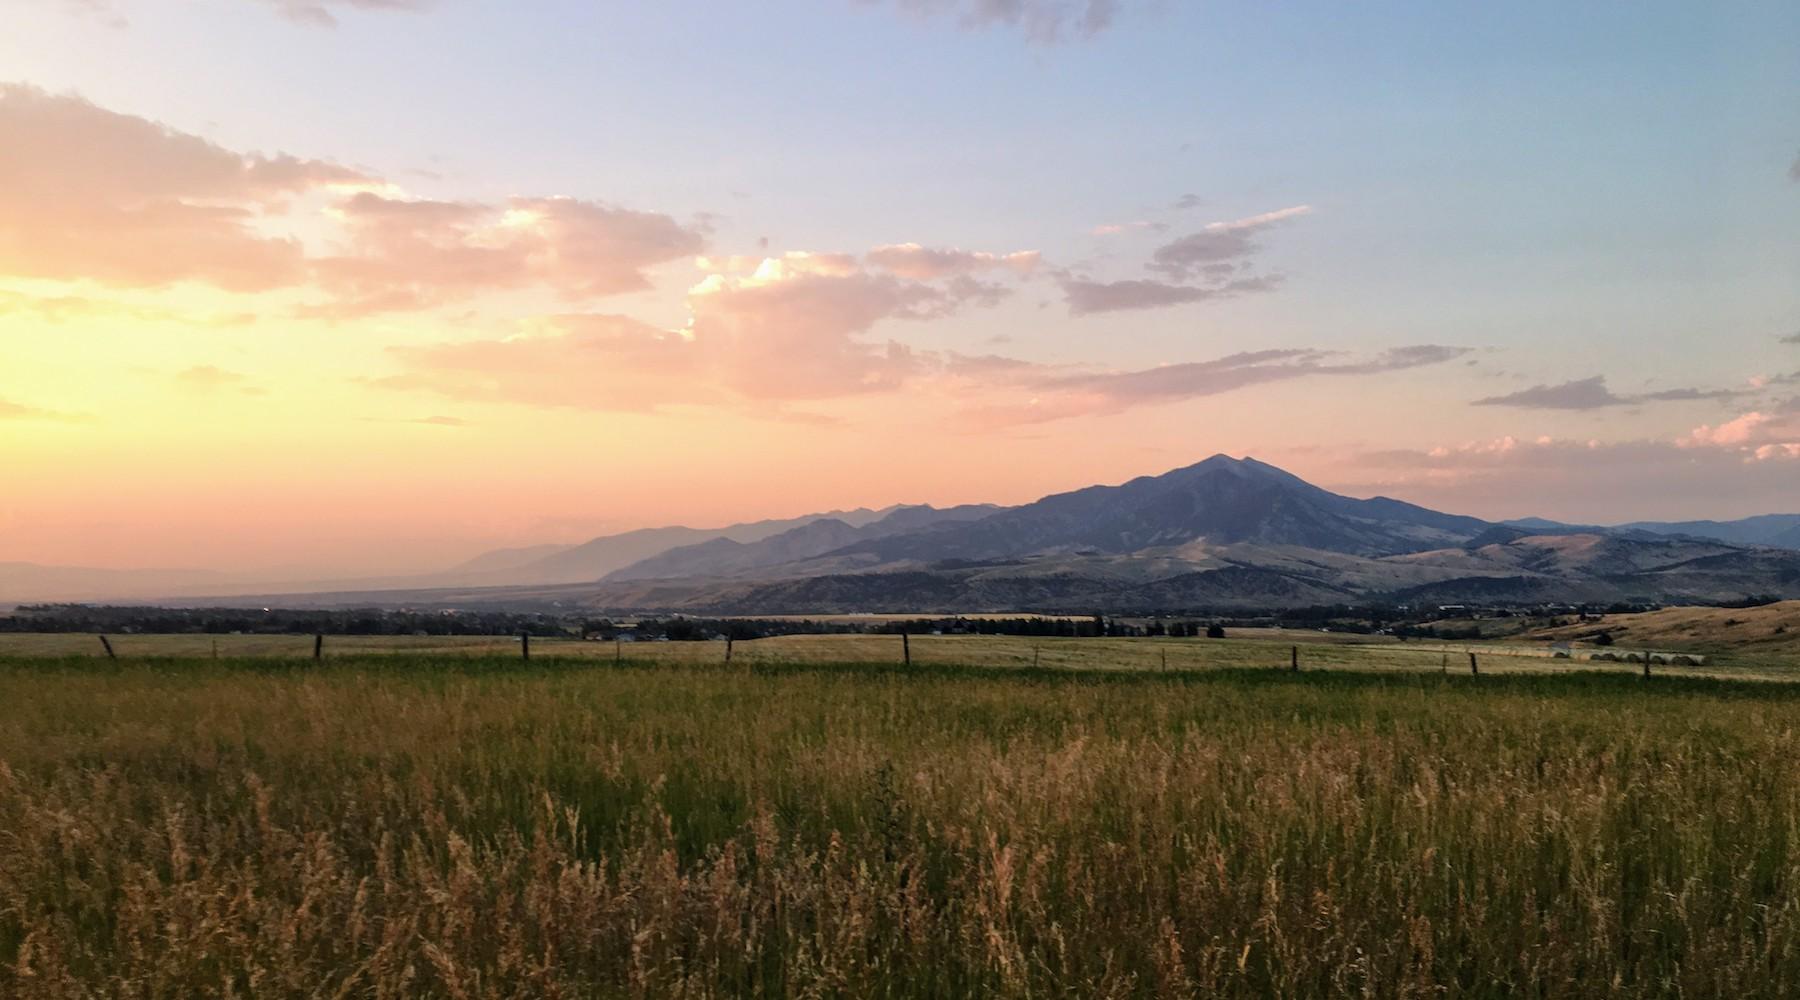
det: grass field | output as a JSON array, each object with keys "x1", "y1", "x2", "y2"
[
  {"x1": 4, "y1": 650, "x2": 1800, "y2": 997},
  {"x1": 5, "y1": 627, "x2": 1797, "y2": 680}
]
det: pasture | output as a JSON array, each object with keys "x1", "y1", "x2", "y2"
[
  {"x1": 3, "y1": 643, "x2": 1800, "y2": 997},
  {"x1": 3, "y1": 626, "x2": 1795, "y2": 679}
]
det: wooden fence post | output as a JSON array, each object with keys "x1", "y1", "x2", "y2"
[
  {"x1": 615, "y1": 638, "x2": 622, "y2": 666},
  {"x1": 901, "y1": 631, "x2": 911, "y2": 667},
  {"x1": 1032, "y1": 646, "x2": 1039, "y2": 669},
  {"x1": 1468, "y1": 651, "x2": 1479, "y2": 678},
  {"x1": 1291, "y1": 645, "x2": 1299, "y2": 673},
  {"x1": 98, "y1": 635, "x2": 116, "y2": 660},
  {"x1": 313, "y1": 634, "x2": 323, "y2": 660},
  {"x1": 1642, "y1": 651, "x2": 1652, "y2": 680},
  {"x1": 726, "y1": 636, "x2": 733, "y2": 663},
  {"x1": 521, "y1": 631, "x2": 530, "y2": 661},
  {"x1": 1161, "y1": 648, "x2": 1168, "y2": 673}
]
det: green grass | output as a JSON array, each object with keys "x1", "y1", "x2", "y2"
[{"x1": 4, "y1": 654, "x2": 1800, "y2": 997}]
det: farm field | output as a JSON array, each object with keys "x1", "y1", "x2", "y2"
[
  {"x1": 4, "y1": 626, "x2": 1797, "y2": 680},
  {"x1": 5, "y1": 653, "x2": 1800, "y2": 996}
]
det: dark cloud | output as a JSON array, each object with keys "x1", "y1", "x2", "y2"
[
  {"x1": 961, "y1": 345, "x2": 1472, "y2": 425},
  {"x1": 1475, "y1": 376, "x2": 1628, "y2": 410},
  {"x1": 1474, "y1": 375, "x2": 1755, "y2": 411},
  {"x1": 1059, "y1": 205, "x2": 1308, "y2": 315},
  {"x1": 1059, "y1": 274, "x2": 1279, "y2": 315},
  {"x1": 1171, "y1": 193, "x2": 1204, "y2": 211},
  {"x1": 1782, "y1": 331, "x2": 1800, "y2": 344}
]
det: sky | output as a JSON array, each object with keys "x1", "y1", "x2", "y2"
[{"x1": 2, "y1": 0, "x2": 1798, "y2": 577}]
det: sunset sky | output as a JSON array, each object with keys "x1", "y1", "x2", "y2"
[{"x1": 3, "y1": 0, "x2": 1798, "y2": 578}]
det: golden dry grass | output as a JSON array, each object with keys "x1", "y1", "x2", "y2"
[
  {"x1": 2, "y1": 654, "x2": 1800, "y2": 996},
  {"x1": 4, "y1": 628, "x2": 1794, "y2": 680},
  {"x1": 1532, "y1": 601, "x2": 1800, "y2": 655}
]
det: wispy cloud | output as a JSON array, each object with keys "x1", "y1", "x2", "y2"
[
  {"x1": 959, "y1": 344, "x2": 1472, "y2": 426},
  {"x1": 1058, "y1": 204, "x2": 1310, "y2": 314},
  {"x1": 864, "y1": 243, "x2": 1039, "y2": 280},
  {"x1": 0, "y1": 398, "x2": 82, "y2": 421},
  {"x1": 868, "y1": 0, "x2": 1124, "y2": 43},
  {"x1": 1473, "y1": 375, "x2": 1755, "y2": 411},
  {"x1": 1060, "y1": 274, "x2": 1278, "y2": 315}
]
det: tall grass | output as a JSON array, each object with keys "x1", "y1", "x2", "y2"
[{"x1": 2, "y1": 657, "x2": 1799, "y2": 997}]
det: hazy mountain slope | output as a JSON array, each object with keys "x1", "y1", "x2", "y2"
[
  {"x1": 1618, "y1": 515, "x2": 1800, "y2": 550},
  {"x1": 605, "y1": 503, "x2": 1000, "y2": 582},
  {"x1": 1508, "y1": 515, "x2": 1800, "y2": 551},
  {"x1": 464, "y1": 506, "x2": 904, "y2": 585},
  {"x1": 443, "y1": 543, "x2": 576, "y2": 575}
]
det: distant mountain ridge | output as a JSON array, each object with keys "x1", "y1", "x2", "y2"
[
  {"x1": 13, "y1": 456, "x2": 1800, "y2": 610},
  {"x1": 1509, "y1": 515, "x2": 1800, "y2": 551},
  {"x1": 603, "y1": 504, "x2": 1001, "y2": 582}
]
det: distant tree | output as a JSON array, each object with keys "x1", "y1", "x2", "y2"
[
  {"x1": 1205, "y1": 623, "x2": 1226, "y2": 639},
  {"x1": 1592, "y1": 631, "x2": 1615, "y2": 647}
]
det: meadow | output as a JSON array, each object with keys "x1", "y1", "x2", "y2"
[{"x1": 5, "y1": 647, "x2": 1800, "y2": 997}]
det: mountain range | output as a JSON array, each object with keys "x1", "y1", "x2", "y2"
[{"x1": 51, "y1": 454, "x2": 1796, "y2": 614}]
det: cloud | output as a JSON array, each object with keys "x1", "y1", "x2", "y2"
[
  {"x1": 306, "y1": 192, "x2": 706, "y2": 316},
  {"x1": 171, "y1": 363, "x2": 262, "y2": 393},
  {"x1": 1148, "y1": 205, "x2": 1311, "y2": 281},
  {"x1": 1782, "y1": 331, "x2": 1800, "y2": 345},
  {"x1": 1060, "y1": 274, "x2": 1279, "y2": 315},
  {"x1": 1473, "y1": 376, "x2": 1624, "y2": 410},
  {"x1": 1171, "y1": 194, "x2": 1204, "y2": 211},
  {"x1": 1058, "y1": 205, "x2": 1310, "y2": 314},
  {"x1": 1473, "y1": 375, "x2": 1756, "y2": 411},
  {"x1": 0, "y1": 83, "x2": 366, "y2": 291},
  {"x1": 0, "y1": 86, "x2": 706, "y2": 313},
  {"x1": 959, "y1": 344, "x2": 1472, "y2": 426},
  {"x1": 377, "y1": 250, "x2": 1021, "y2": 410},
  {"x1": 1679, "y1": 410, "x2": 1800, "y2": 456},
  {"x1": 0, "y1": 289, "x2": 256, "y2": 327},
  {"x1": 0, "y1": 398, "x2": 80, "y2": 421},
  {"x1": 1089, "y1": 221, "x2": 1163, "y2": 236},
  {"x1": 870, "y1": 0, "x2": 1123, "y2": 42},
  {"x1": 865, "y1": 243, "x2": 1040, "y2": 280},
  {"x1": 1348, "y1": 423, "x2": 1800, "y2": 520},
  {"x1": 1791, "y1": 153, "x2": 1800, "y2": 183},
  {"x1": 259, "y1": 0, "x2": 435, "y2": 27}
]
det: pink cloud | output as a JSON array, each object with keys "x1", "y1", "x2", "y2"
[
  {"x1": 374, "y1": 251, "x2": 1016, "y2": 411},
  {"x1": 1344, "y1": 426, "x2": 1800, "y2": 521},
  {"x1": 0, "y1": 86, "x2": 705, "y2": 311},
  {"x1": 865, "y1": 243, "x2": 1040, "y2": 280},
  {"x1": 307, "y1": 193, "x2": 706, "y2": 316},
  {"x1": 0, "y1": 84, "x2": 362, "y2": 291}
]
